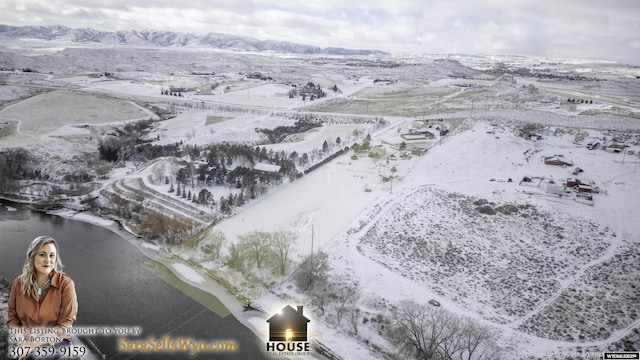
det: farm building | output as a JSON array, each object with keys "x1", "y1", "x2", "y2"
[
  {"x1": 544, "y1": 156, "x2": 573, "y2": 166},
  {"x1": 566, "y1": 178, "x2": 583, "y2": 188},
  {"x1": 577, "y1": 184, "x2": 593, "y2": 193},
  {"x1": 602, "y1": 143, "x2": 625, "y2": 153}
]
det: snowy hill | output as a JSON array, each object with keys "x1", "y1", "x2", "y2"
[{"x1": 0, "y1": 24, "x2": 387, "y2": 56}]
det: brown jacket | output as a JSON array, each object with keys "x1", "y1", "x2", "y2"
[{"x1": 7, "y1": 271, "x2": 78, "y2": 340}]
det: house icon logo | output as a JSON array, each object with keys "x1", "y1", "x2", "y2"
[{"x1": 266, "y1": 305, "x2": 311, "y2": 355}]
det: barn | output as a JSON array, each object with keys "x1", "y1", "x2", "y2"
[
  {"x1": 577, "y1": 184, "x2": 593, "y2": 193},
  {"x1": 544, "y1": 156, "x2": 573, "y2": 166},
  {"x1": 566, "y1": 178, "x2": 582, "y2": 188}
]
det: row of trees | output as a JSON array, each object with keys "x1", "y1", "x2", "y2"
[
  {"x1": 567, "y1": 98, "x2": 593, "y2": 104},
  {"x1": 221, "y1": 230, "x2": 297, "y2": 275},
  {"x1": 257, "y1": 119, "x2": 322, "y2": 143},
  {"x1": 388, "y1": 300, "x2": 501, "y2": 360}
]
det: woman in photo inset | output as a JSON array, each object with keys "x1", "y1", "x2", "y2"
[{"x1": 7, "y1": 236, "x2": 78, "y2": 360}]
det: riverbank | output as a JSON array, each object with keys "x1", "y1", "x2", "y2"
[
  {"x1": 1, "y1": 198, "x2": 259, "y2": 316},
  {"x1": 47, "y1": 208, "x2": 278, "y2": 355},
  {"x1": 48, "y1": 207, "x2": 252, "y2": 310},
  {"x1": 1, "y1": 201, "x2": 272, "y2": 359}
]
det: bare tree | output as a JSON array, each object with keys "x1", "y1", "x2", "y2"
[
  {"x1": 347, "y1": 285, "x2": 363, "y2": 335},
  {"x1": 454, "y1": 318, "x2": 500, "y2": 360},
  {"x1": 238, "y1": 230, "x2": 272, "y2": 268},
  {"x1": 331, "y1": 285, "x2": 361, "y2": 328},
  {"x1": 167, "y1": 157, "x2": 180, "y2": 183},
  {"x1": 152, "y1": 161, "x2": 166, "y2": 184},
  {"x1": 389, "y1": 300, "x2": 500, "y2": 360},
  {"x1": 225, "y1": 243, "x2": 242, "y2": 270},
  {"x1": 310, "y1": 285, "x2": 332, "y2": 316},
  {"x1": 271, "y1": 230, "x2": 297, "y2": 275},
  {"x1": 294, "y1": 250, "x2": 330, "y2": 292},
  {"x1": 202, "y1": 230, "x2": 226, "y2": 260},
  {"x1": 390, "y1": 300, "x2": 457, "y2": 359}
]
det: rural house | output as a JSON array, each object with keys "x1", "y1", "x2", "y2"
[{"x1": 544, "y1": 156, "x2": 573, "y2": 167}]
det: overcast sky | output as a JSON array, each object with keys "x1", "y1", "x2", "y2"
[{"x1": 1, "y1": 0, "x2": 639, "y2": 63}]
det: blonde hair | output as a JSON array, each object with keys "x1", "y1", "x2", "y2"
[{"x1": 19, "y1": 236, "x2": 64, "y2": 295}]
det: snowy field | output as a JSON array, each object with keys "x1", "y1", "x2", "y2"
[{"x1": 1, "y1": 46, "x2": 640, "y2": 359}]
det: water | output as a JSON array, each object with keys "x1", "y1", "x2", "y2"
[{"x1": 0, "y1": 201, "x2": 270, "y2": 359}]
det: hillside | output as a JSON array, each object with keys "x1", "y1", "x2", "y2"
[{"x1": 0, "y1": 24, "x2": 386, "y2": 56}]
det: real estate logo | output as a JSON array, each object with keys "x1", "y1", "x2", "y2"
[{"x1": 266, "y1": 305, "x2": 311, "y2": 356}]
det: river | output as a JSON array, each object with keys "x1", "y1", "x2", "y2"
[{"x1": 0, "y1": 201, "x2": 272, "y2": 359}]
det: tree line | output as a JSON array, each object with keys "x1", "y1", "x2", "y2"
[
  {"x1": 257, "y1": 119, "x2": 322, "y2": 143},
  {"x1": 201, "y1": 229, "x2": 297, "y2": 276}
]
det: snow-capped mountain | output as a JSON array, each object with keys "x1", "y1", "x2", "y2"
[{"x1": 0, "y1": 24, "x2": 387, "y2": 55}]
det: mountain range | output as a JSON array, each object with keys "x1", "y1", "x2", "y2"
[{"x1": 0, "y1": 24, "x2": 386, "y2": 56}]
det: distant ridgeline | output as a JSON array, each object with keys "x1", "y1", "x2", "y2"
[{"x1": 0, "y1": 24, "x2": 387, "y2": 56}]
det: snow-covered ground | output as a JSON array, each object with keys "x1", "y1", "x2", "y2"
[
  {"x1": 235, "y1": 120, "x2": 639, "y2": 359},
  {"x1": 1, "y1": 47, "x2": 639, "y2": 359}
]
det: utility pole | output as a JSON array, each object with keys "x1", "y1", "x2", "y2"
[{"x1": 310, "y1": 223, "x2": 314, "y2": 261}]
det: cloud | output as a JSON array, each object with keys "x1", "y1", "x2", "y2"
[{"x1": 1, "y1": 0, "x2": 639, "y2": 63}]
